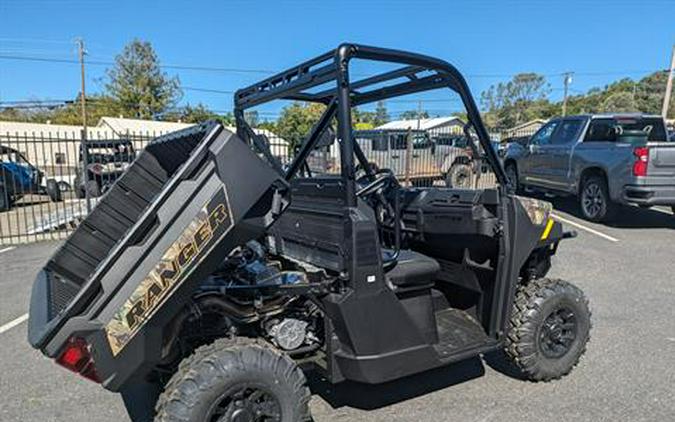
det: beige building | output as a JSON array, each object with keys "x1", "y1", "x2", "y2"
[
  {"x1": 503, "y1": 119, "x2": 547, "y2": 138},
  {"x1": 0, "y1": 117, "x2": 289, "y2": 175}
]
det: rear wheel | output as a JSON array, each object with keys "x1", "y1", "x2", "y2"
[
  {"x1": 445, "y1": 163, "x2": 473, "y2": 188},
  {"x1": 155, "y1": 337, "x2": 311, "y2": 422},
  {"x1": 579, "y1": 175, "x2": 613, "y2": 222},
  {"x1": 84, "y1": 180, "x2": 101, "y2": 198},
  {"x1": 46, "y1": 179, "x2": 63, "y2": 202},
  {"x1": 505, "y1": 278, "x2": 591, "y2": 382}
]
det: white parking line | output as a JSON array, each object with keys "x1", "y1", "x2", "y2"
[
  {"x1": 551, "y1": 213, "x2": 620, "y2": 243},
  {"x1": 652, "y1": 206, "x2": 673, "y2": 215},
  {"x1": 0, "y1": 313, "x2": 28, "y2": 335},
  {"x1": 0, "y1": 246, "x2": 15, "y2": 255}
]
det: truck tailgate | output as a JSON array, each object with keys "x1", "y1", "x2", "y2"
[{"x1": 648, "y1": 142, "x2": 675, "y2": 179}]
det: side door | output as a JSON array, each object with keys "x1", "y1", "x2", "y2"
[
  {"x1": 388, "y1": 133, "x2": 408, "y2": 179},
  {"x1": 521, "y1": 120, "x2": 559, "y2": 187},
  {"x1": 537, "y1": 117, "x2": 586, "y2": 191}
]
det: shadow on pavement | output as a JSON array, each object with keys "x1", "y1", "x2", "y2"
[{"x1": 306, "y1": 356, "x2": 485, "y2": 411}]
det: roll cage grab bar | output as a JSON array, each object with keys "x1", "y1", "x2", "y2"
[{"x1": 233, "y1": 43, "x2": 508, "y2": 206}]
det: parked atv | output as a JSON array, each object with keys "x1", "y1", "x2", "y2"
[
  {"x1": 28, "y1": 44, "x2": 590, "y2": 422},
  {"x1": 74, "y1": 139, "x2": 136, "y2": 198},
  {"x1": 1, "y1": 145, "x2": 61, "y2": 211}
]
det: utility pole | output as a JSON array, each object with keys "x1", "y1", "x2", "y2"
[
  {"x1": 76, "y1": 38, "x2": 92, "y2": 212},
  {"x1": 76, "y1": 38, "x2": 87, "y2": 131},
  {"x1": 662, "y1": 44, "x2": 675, "y2": 119},
  {"x1": 562, "y1": 72, "x2": 573, "y2": 117}
]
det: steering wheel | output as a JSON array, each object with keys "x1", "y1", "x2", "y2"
[
  {"x1": 356, "y1": 168, "x2": 396, "y2": 198},
  {"x1": 356, "y1": 169, "x2": 400, "y2": 228}
]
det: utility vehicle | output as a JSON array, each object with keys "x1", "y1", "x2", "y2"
[
  {"x1": 74, "y1": 139, "x2": 136, "y2": 198},
  {"x1": 28, "y1": 44, "x2": 591, "y2": 422}
]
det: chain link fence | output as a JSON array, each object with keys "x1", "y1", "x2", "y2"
[{"x1": 0, "y1": 124, "x2": 538, "y2": 245}]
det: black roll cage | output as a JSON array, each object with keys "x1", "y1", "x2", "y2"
[{"x1": 233, "y1": 43, "x2": 507, "y2": 206}]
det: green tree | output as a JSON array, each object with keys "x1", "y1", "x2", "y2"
[
  {"x1": 105, "y1": 39, "x2": 181, "y2": 119},
  {"x1": 600, "y1": 92, "x2": 637, "y2": 113},
  {"x1": 481, "y1": 73, "x2": 552, "y2": 127},
  {"x1": 399, "y1": 110, "x2": 430, "y2": 120},
  {"x1": 275, "y1": 102, "x2": 326, "y2": 151},
  {"x1": 373, "y1": 101, "x2": 390, "y2": 126}
]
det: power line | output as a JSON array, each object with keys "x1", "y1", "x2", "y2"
[{"x1": 0, "y1": 53, "x2": 668, "y2": 78}]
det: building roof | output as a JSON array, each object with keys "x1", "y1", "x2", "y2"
[
  {"x1": 376, "y1": 116, "x2": 464, "y2": 131},
  {"x1": 507, "y1": 119, "x2": 547, "y2": 132},
  {"x1": 1, "y1": 117, "x2": 288, "y2": 146},
  {"x1": 96, "y1": 117, "x2": 194, "y2": 135},
  {"x1": 0, "y1": 120, "x2": 112, "y2": 138}
]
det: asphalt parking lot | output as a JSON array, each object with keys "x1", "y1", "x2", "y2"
[{"x1": 1, "y1": 199, "x2": 674, "y2": 422}]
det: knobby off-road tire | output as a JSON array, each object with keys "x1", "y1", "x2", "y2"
[
  {"x1": 46, "y1": 179, "x2": 63, "y2": 202},
  {"x1": 579, "y1": 175, "x2": 614, "y2": 222},
  {"x1": 504, "y1": 162, "x2": 520, "y2": 194},
  {"x1": 84, "y1": 180, "x2": 101, "y2": 198},
  {"x1": 155, "y1": 337, "x2": 311, "y2": 422},
  {"x1": 505, "y1": 278, "x2": 591, "y2": 382}
]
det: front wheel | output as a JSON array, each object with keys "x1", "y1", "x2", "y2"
[
  {"x1": 505, "y1": 278, "x2": 591, "y2": 382},
  {"x1": 155, "y1": 337, "x2": 311, "y2": 422},
  {"x1": 504, "y1": 162, "x2": 519, "y2": 194},
  {"x1": 579, "y1": 175, "x2": 613, "y2": 222},
  {"x1": 0, "y1": 186, "x2": 12, "y2": 211}
]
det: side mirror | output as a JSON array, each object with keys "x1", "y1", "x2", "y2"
[{"x1": 528, "y1": 144, "x2": 535, "y2": 154}]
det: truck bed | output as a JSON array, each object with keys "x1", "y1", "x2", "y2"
[{"x1": 28, "y1": 122, "x2": 289, "y2": 389}]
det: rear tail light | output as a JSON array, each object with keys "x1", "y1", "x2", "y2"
[
  {"x1": 55, "y1": 337, "x2": 100, "y2": 383},
  {"x1": 88, "y1": 163, "x2": 104, "y2": 175},
  {"x1": 632, "y1": 147, "x2": 649, "y2": 177}
]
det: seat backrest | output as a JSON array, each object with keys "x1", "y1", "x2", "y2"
[{"x1": 269, "y1": 177, "x2": 349, "y2": 272}]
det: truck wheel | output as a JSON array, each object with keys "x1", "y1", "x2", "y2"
[
  {"x1": 505, "y1": 278, "x2": 591, "y2": 382},
  {"x1": 579, "y1": 175, "x2": 613, "y2": 222},
  {"x1": 46, "y1": 179, "x2": 63, "y2": 202},
  {"x1": 155, "y1": 337, "x2": 311, "y2": 422},
  {"x1": 84, "y1": 180, "x2": 101, "y2": 198},
  {"x1": 445, "y1": 164, "x2": 473, "y2": 188},
  {"x1": 504, "y1": 162, "x2": 519, "y2": 193}
]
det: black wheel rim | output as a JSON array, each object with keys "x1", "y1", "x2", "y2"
[
  {"x1": 582, "y1": 182, "x2": 604, "y2": 218},
  {"x1": 208, "y1": 384, "x2": 282, "y2": 422},
  {"x1": 539, "y1": 306, "x2": 577, "y2": 359}
]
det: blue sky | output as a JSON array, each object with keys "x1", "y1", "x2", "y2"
[{"x1": 0, "y1": 0, "x2": 673, "y2": 119}]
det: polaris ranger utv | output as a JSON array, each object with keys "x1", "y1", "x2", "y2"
[{"x1": 28, "y1": 44, "x2": 590, "y2": 422}]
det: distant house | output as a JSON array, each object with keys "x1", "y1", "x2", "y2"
[
  {"x1": 376, "y1": 116, "x2": 465, "y2": 135},
  {"x1": 503, "y1": 119, "x2": 547, "y2": 138}
]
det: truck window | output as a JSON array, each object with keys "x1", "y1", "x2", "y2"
[
  {"x1": 530, "y1": 121, "x2": 559, "y2": 146},
  {"x1": 371, "y1": 136, "x2": 388, "y2": 151},
  {"x1": 390, "y1": 134, "x2": 408, "y2": 150},
  {"x1": 551, "y1": 119, "x2": 584, "y2": 145},
  {"x1": 616, "y1": 117, "x2": 667, "y2": 142},
  {"x1": 584, "y1": 119, "x2": 616, "y2": 142}
]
